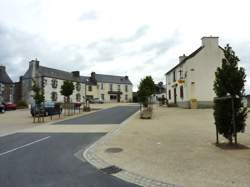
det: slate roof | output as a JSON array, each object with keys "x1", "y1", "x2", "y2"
[
  {"x1": 165, "y1": 46, "x2": 204, "y2": 75},
  {"x1": 0, "y1": 67, "x2": 13, "y2": 84},
  {"x1": 23, "y1": 64, "x2": 132, "y2": 85},
  {"x1": 95, "y1": 74, "x2": 132, "y2": 85},
  {"x1": 39, "y1": 66, "x2": 81, "y2": 82}
]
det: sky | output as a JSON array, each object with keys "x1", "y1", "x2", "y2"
[{"x1": 0, "y1": 0, "x2": 250, "y2": 92}]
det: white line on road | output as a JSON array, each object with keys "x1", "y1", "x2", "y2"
[{"x1": 0, "y1": 136, "x2": 50, "y2": 157}]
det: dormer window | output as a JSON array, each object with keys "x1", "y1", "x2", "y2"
[{"x1": 51, "y1": 79, "x2": 58, "y2": 89}]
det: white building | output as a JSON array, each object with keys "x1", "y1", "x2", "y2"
[
  {"x1": 85, "y1": 72, "x2": 133, "y2": 102},
  {"x1": 165, "y1": 36, "x2": 224, "y2": 108},
  {"x1": 21, "y1": 60, "x2": 133, "y2": 104}
]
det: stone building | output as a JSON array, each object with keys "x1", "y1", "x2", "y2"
[
  {"x1": 165, "y1": 36, "x2": 225, "y2": 108},
  {"x1": 21, "y1": 59, "x2": 133, "y2": 104},
  {"x1": 0, "y1": 66, "x2": 13, "y2": 103}
]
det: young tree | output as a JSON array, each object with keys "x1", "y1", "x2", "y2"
[
  {"x1": 213, "y1": 44, "x2": 247, "y2": 144},
  {"x1": 138, "y1": 76, "x2": 155, "y2": 107},
  {"x1": 60, "y1": 80, "x2": 75, "y2": 103},
  {"x1": 32, "y1": 80, "x2": 45, "y2": 106}
]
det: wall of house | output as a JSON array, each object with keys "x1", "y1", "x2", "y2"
[
  {"x1": 166, "y1": 37, "x2": 224, "y2": 108},
  {"x1": 86, "y1": 84, "x2": 98, "y2": 99},
  {"x1": 43, "y1": 77, "x2": 85, "y2": 103},
  {"x1": 0, "y1": 83, "x2": 13, "y2": 103},
  {"x1": 90, "y1": 82, "x2": 133, "y2": 102}
]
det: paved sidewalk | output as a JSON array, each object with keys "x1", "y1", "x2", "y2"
[{"x1": 87, "y1": 105, "x2": 250, "y2": 187}]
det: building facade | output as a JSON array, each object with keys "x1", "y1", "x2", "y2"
[
  {"x1": 85, "y1": 72, "x2": 133, "y2": 103},
  {"x1": 0, "y1": 66, "x2": 13, "y2": 103},
  {"x1": 165, "y1": 37, "x2": 224, "y2": 108},
  {"x1": 21, "y1": 60, "x2": 133, "y2": 104}
]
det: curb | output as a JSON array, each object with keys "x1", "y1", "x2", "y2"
[{"x1": 83, "y1": 107, "x2": 182, "y2": 187}]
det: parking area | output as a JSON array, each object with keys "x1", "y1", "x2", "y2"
[{"x1": 0, "y1": 109, "x2": 35, "y2": 136}]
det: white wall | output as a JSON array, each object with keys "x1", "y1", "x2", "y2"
[
  {"x1": 166, "y1": 37, "x2": 224, "y2": 106},
  {"x1": 43, "y1": 77, "x2": 86, "y2": 103}
]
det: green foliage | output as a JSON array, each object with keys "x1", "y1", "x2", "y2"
[
  {"x1": 60, "y1": 80, "x2": 75, "y2": 103},
  {"x1": 32, "y1": 80, "x2": 45, "y2": 106},
  {"x1": 138, "y1": 76, "x2": 155, "y2": 106},
  {"x1": 213, "y1": 44, "x2": 247, "y2": 143}
]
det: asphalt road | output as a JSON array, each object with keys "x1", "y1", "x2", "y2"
[
  {"x1": 56, "y1": 105, "x2": 139, "y2": 124},
  {"x1": 0, "y1": 133, "x2": 140, "y2": 187}
]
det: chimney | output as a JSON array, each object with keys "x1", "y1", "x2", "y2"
[
  {"x1": 29, "y1": 58, "x2": 40, "y2": 69},
  {"x1": 201, "y1": 36, "x2": 219, "y2": 48},
  {"x1": 124, "y1": 76, "x2": 128, "y2": 80},
  {"x1": 91, "y1": 72, "x2": 96, "y2": 78},
  {"x1": 179, "y1": 54, "x2": 186, "y2": 63},
  {"x1": 29, "y1": 58, "x2": 40, "y2": 78},
  {"x1": 0, "y1": 66, "x2": 6, "y2": 76},
  {"x1": 72, "y1": 71, "x2": 80, "y2": 77}
]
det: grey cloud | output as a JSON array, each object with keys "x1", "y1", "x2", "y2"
[
  {"x1": 79, "y1": 11, "x2": 98, "y2": 21},
  {"x1": 86, "y1": 25, "x2": 151, "y2": 63},
  {"x1": 0, "y1": 24, "x2": 89, "y2": 82}
]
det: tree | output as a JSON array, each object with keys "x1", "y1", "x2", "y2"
[
  {"x1": 60, "y1": 80, "x2": 75, "y2": 103},
  {"x1": 213, "y1": 44, "x2": 247, "y2": 144},
  {"x1": 138, "y1": 76, "x2": 155, "y2": 107},
  {"x1": 32, "y1": 79, "x2": 44, "y2": 106}
]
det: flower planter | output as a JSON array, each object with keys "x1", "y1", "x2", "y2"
[{"x1": 140, "y1": 106, "x2": 153, "y2": 119}]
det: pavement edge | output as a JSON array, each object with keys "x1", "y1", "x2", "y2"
[{"x1": 83, "y1": 107, "x2": 182, "y2": 187}]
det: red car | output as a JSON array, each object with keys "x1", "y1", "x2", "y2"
[{"x1": 4, "y1": 102, "x2": 17, "y2": 110}]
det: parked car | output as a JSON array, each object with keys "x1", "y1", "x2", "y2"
[
  {"x1": 3, "y1": 102, "x2": 17, "y2": 110},
  {"x1": 31, "y1": 101, "x2": 62, "y2": 117},
  {"x1": 89, "y1": 98, "x2": 104, "y2": 104},
  {"x1": 0, "y1": 103, "x2": 5, "y2": 113}
]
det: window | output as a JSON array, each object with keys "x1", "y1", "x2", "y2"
[
  {"x1": 101, "y1": 83, "x2": 104, "y2": 90},
  {"x1": 51, "y1": 92, "x2": 57, "y2": 101},
  {"x1": 42, "y1": 79, "x2": 47, "y2": 87},
  {"x1": 179, "y1": 69, "x2": 183, "y2": 79},
  {"x1": 125, "y1": 85, "x2": 128, "y2": 92},
  {"x1": 76, "y1": 93, "x2": 81, "y2": 102},
  {"x1": 51, "y1": 79, "x2": 58, "y2": 88},
  {"x1": 110, "y1": 95, "x2": 117, "y2": 100},
  {"x1": 125, "y1": 94, "x2": 128, "y2": 101},
  {"x1": 180, "y1": 86, "x2": 184, "y2": 98},
  {"x1": 173, "y1": 71, "x2": 176, "y2": 82},
  {"x1": 109, "y1": 84, "x2": 113, "y2": 91},
  {"x1": 101, "y1": 94, "x2": 104, "y2": 101},
  {"x1": 88, "y1": 85, "x2": 92, "y2": 91},
  {"x1": 118, "y1": 85, "x2": 120, "y2": 91},
  {"x1": 76, "y1": 83, "x2": 81, "y2": 91},
  {"x1": 168, "y1": 90, "x2": 171, "y2": 100},
  {"x1": 64, "y1": 96, "x2": 68, "y2": 103}
]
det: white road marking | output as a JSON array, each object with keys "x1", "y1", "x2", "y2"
[{"x1": 0, "y1": 136, "x2": 50, "y2": 157}]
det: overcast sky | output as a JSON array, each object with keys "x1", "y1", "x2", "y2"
[{"x1": 0, "y1": 0, "x2": 250, "y2": 92}]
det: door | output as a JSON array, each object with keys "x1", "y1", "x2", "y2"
[
  {"x1": 117, "y1": 94, "x2": 120, "y2": 102},
  {"x1": 174, "y1": 87, "x2": 177, "y2": 104}
]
